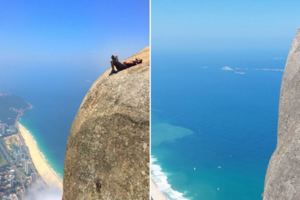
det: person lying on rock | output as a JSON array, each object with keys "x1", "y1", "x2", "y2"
[{"x1": 110, "y1": 55, "x2": 142, "y2": 75}]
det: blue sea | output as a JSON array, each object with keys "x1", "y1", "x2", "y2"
[
  {"x1": 0, "y1": 47, "x2": 287, "y2": 200},
  {"x1": 151, "y1": 49, "x2": 285, "y2": 200},
  {"x1": 0, "y1": 63, "x2": 103, "y2": 176}
]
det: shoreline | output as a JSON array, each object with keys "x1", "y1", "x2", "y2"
[
  {"x1": 151, "y1": 156, "x2": 189, "y2": 200},
  {"x1": 151, "y1": 179, "x2": 168, "y2": 200},
  {"x1": 18, "y1": 122, "x2": 63, "y2": 190}
]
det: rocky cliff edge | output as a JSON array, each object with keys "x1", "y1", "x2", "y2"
[
  {"x1": 264, "y1": 30, "x2": 300, "y2": 200},
  {"x1": 63, "y1": 47, "x2": 149, "y2": 200}
]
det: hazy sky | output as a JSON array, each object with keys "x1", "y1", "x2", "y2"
[
  {"x1": 153, "y1": 0, "x2": 300, "y2": 54},
  {"x1": 0, "y1": 0, "x2": 149, "y2": 66}
]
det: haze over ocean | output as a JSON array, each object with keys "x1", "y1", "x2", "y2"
[{"x1": 152, "y1": 0, "x2": 300, "y2": 199}]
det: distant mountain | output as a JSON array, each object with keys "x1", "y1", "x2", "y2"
[
  {"x1": 264, "y1": 30, "x2": 300, "y2": 199},
  {"x1": 63, "y1": 48, "x2": 149, "y2": 200}
]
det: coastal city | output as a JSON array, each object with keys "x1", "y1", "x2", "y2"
[{"x1": 0, "y1": 93, "x2": 42, "y2": 200}]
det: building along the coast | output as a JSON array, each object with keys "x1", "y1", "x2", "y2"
[{"x1": 0, "y1": 94, "x2": 43, "y2": 199}]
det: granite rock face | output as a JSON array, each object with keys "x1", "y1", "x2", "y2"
[
  {"x1": 264, "y1": 30, "x2": 300, "y2": 200},
  {"x1": 63, "y1": 48, "x2": 149, "y2": 200}
]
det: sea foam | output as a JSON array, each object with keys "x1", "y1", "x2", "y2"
[{"x1": 151, "y1": 156, "x2": 189, "y2": 200}]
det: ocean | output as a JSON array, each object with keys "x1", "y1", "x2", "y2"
[
  {"x1": 151, "y1": 50, "x2": 285, "y2": 200},
  {"x1": 0, "y1": 63, "x2": 103, "y2": 176},
  {"x1": 0, "y1": 47, "x2": 286, "y2": 199}
]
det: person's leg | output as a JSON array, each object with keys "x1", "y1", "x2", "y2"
[
  {"x1": 110, "y1": 61, "x2": 117, "y2": 75},
  {"x1": 114, "y1": 61, "x2": 127, "y2": 71}
]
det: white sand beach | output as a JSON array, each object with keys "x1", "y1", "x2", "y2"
[
  {"x1": 151, "y1": 179, "x2": 168, "y2": 200},
  {"x1": 18, "y1": 123, "x2": 63, "y2": 190}
]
